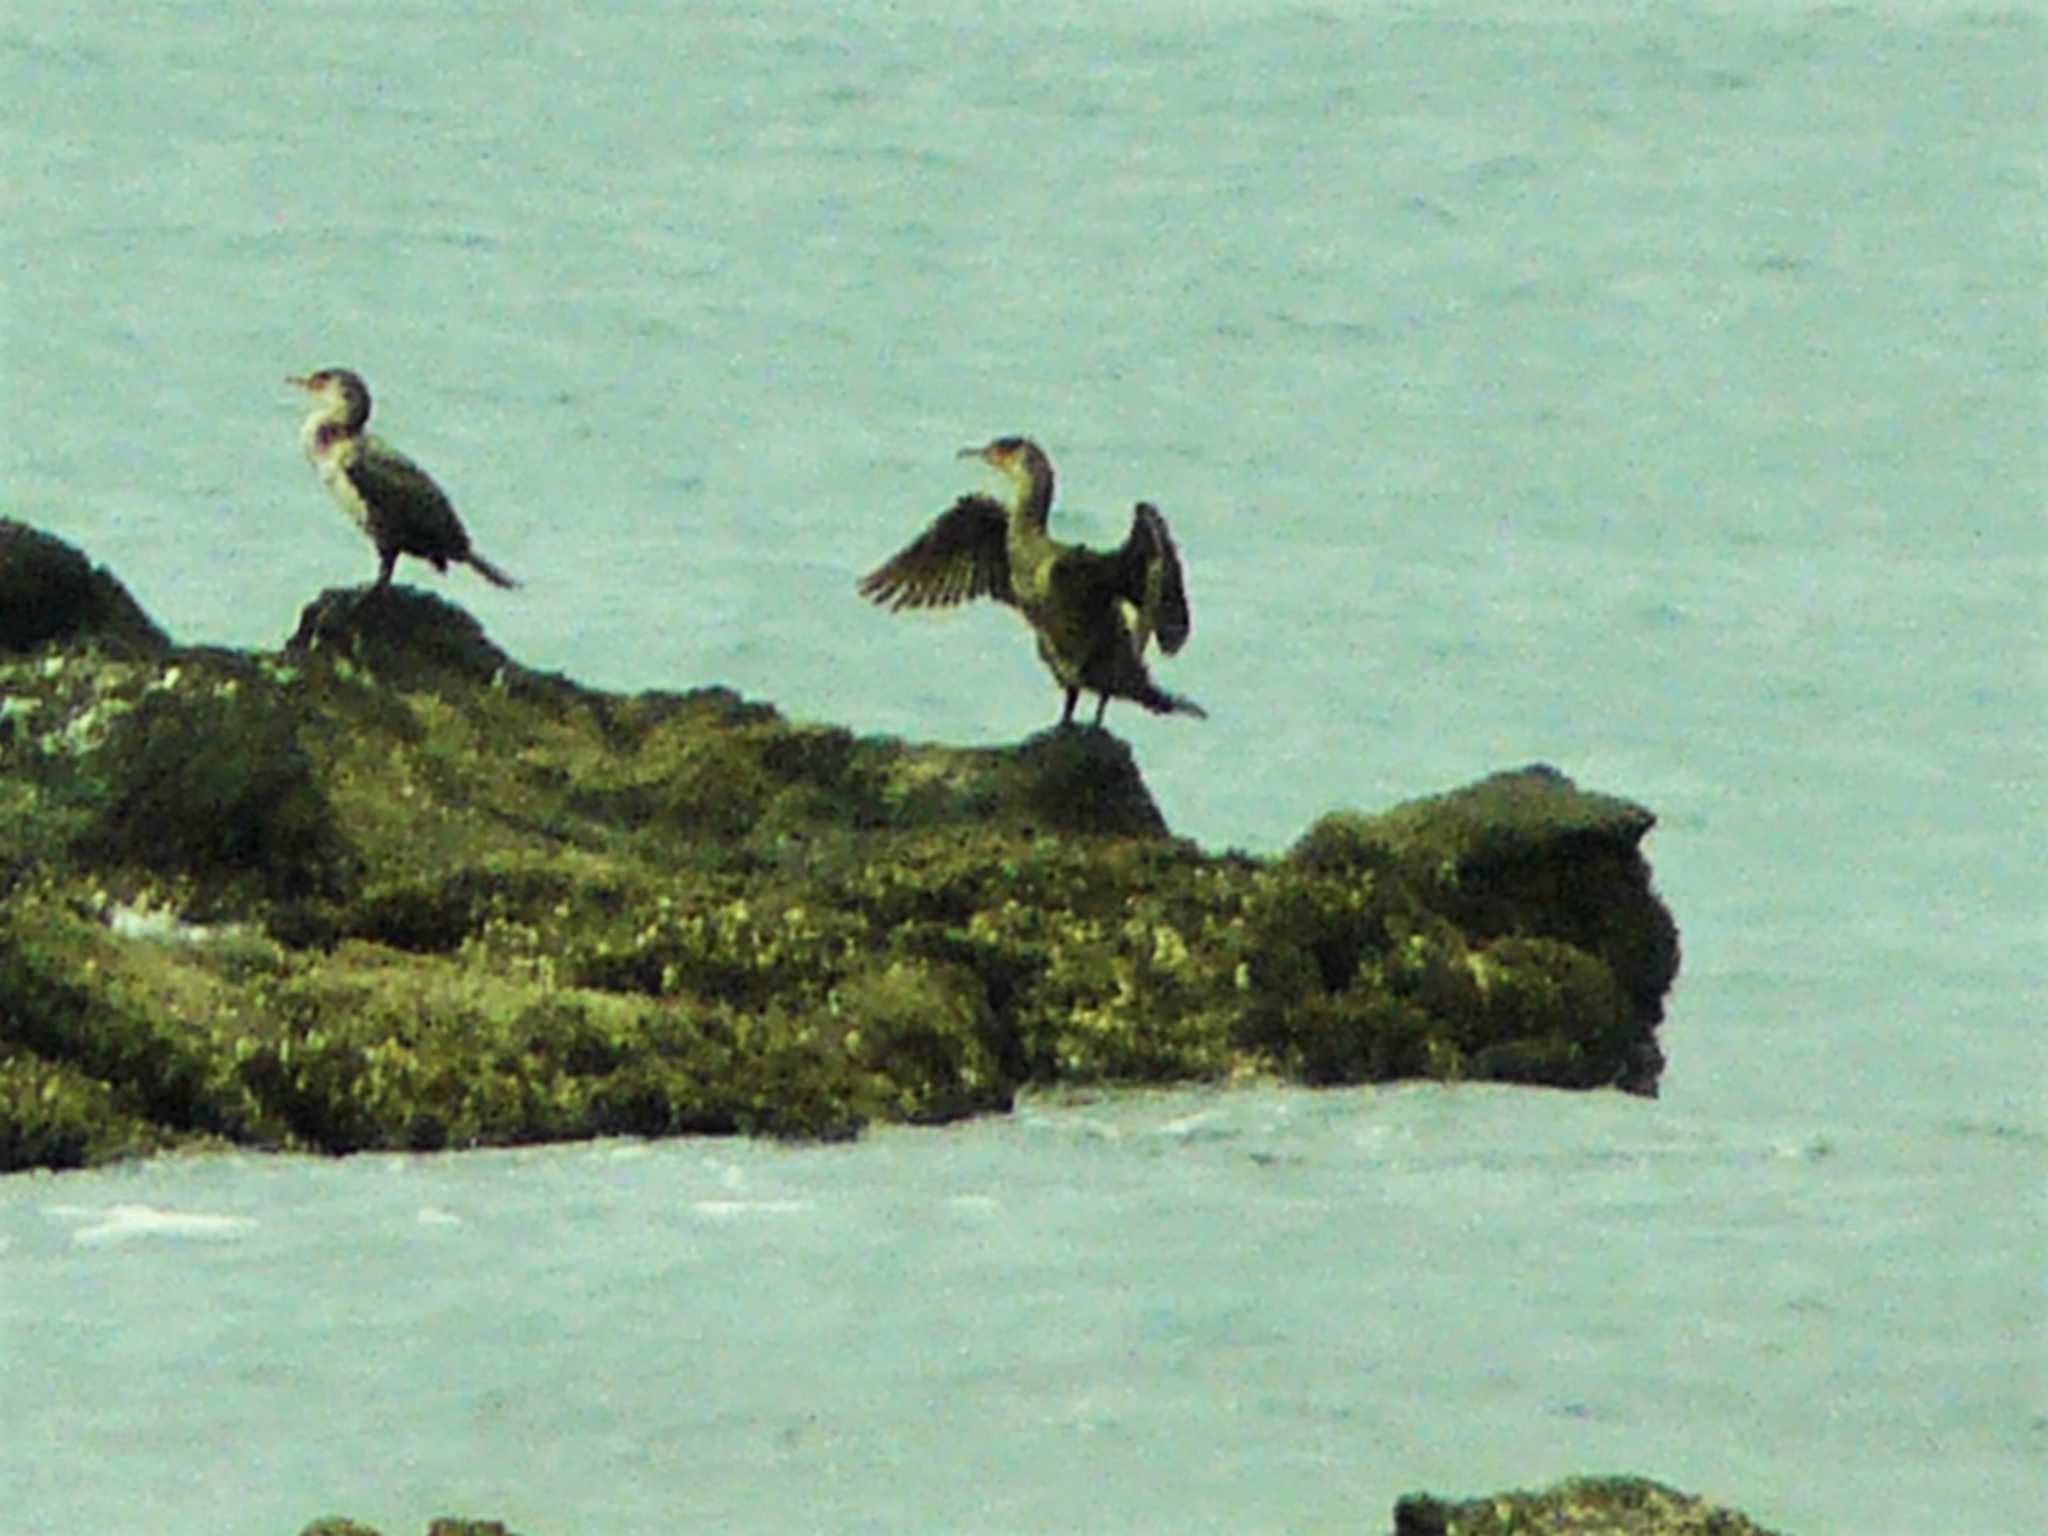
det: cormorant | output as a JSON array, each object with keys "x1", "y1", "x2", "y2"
[
  {"x1": 288, "y1": 368, "x2": 518, "y2": 591},
  {"x1": 859, "y1": 437, "x2": 1203, "y2": 727}
]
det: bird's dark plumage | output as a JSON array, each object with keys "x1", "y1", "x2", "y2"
[
  {"x1": 290, "y1": 367, "x2": 518, "y2": 592},
  {"x1": 859, "y1": 438, "x2": 1202, "y2": 728},
  {"x1": 856, "y1": 494, "x2": 1014, "y2": 611}
]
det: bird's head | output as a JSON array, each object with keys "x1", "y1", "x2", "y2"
[
  {"x1": 959, "y1": 436, "x2": 1053, "y2": 499},
  {"x1": 286, "y1": 367, "x2": 372, "y2": 429}
]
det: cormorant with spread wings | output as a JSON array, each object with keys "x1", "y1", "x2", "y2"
[{"x1": 859, "y1": 437, "x2": 1203, "y2": 728}]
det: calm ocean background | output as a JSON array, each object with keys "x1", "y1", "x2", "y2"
[{"x1": 3, "y1": 2, "x2": 2042, "y2": 1532}]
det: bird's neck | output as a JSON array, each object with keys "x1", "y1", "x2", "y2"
[
  {"x1": 1010, "y1": 467, "x2": 1054, "y2": 534},
  {"x1": 301, "y1": 404, "x2": 363, "y2": 461}
]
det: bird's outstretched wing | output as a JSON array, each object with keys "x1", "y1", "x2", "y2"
[
  {"x1": 857, "y1": 494, "x2": 1015, "y2": 610},
  {"x1": 1109, "y1": 501, "x2": 1192, "y2": 654},
  {"x1": 348, "y1": 437, "x2": 471, "y2": 560}
]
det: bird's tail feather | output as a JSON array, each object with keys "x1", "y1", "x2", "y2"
[
  {"x1": 465, "y1": 551, "x2": 520, "y2": 589},
  {"x1": 1136, "y1": 683, "x2": 1207, "y2": 719}
]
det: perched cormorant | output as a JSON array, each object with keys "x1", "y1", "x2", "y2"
[
  {"x1": 288, "y1": 368, "x2": 518, "y2": 591},
  {"x1": 859, "y1": 437, "x2": 1203, "y2": 727}
]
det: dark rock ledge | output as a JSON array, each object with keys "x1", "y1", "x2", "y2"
[
  {"x1": 1, "y1": 519, "x2": 1679, "y2": 1172},
  {"x1": 294, "y1": 1476, "x2": 1789, "y2": 1536},
  {"x1": 1391, "y1": 1475, "x2": 1793, "y2": 1535}
]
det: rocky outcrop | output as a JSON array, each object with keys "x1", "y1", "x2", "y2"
[
  {"x1": 0, "y1": 523, "x2": 1681, "y2": 1171},
  {"x1": 1, "y1": 518, "x2": 169, "y2": 657},
  {"x1": 1292, "y1": 766, "x2": 1678, "y2": 1094},
  {"x1": 290, "y1": 1476, "x2": 1791, "y2": 1536},
  {"x1": 1392, "y1": 1474, "x2": 1791, "y2": 1535}
]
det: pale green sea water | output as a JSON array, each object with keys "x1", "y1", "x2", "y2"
[{"x1": 4, "y1": 2, "x2": 2042, "y2": 1532}]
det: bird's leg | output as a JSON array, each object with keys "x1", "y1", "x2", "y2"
[
  {"x1": 1092, "y1": 694, "x2": 1110, "y2": 729},
  {"x1": 375, "y1": 547, "x2": 397, "y2": 589},
  {"x1": 1059, "y1": 687, "x2": 1079, "y2": 727}
]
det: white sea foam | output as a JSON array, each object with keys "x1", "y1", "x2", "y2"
[
  {"x1": 46, "y1": 1203, "x2": 255, "y2": 1246},
  {"x1": 689, "y1": 1199, "x2": 815, "y2": 1219}
]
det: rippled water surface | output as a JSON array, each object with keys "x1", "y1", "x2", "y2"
[{"x1": 4, "y1": 2, "x2": 2042, "y2": 1532}]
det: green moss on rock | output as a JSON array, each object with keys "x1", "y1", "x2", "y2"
[
  {"x1": 0, "y1": 522, "x2": 1685, "y2": 1170},
  {"x1": 1391, "y1": 1474, "x2": 1791, "y2": 1536},
  {"x1": 85, "y1": 666, "x2": 349, "y2": 902},
  {"x1": 0, "y1": 1046, "x2": 171, "y2": 1171},
  {"x1": 828, "y1": 960, "x2": 1006, "y2": 1122},
  {"x1": 1296, "y1": 765, "x2": 1678, "y2": 1092}
]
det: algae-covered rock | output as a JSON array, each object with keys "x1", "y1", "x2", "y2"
[
  {"x1": 0, "y1": 518, "x2": 170, "y2": 657},
  {"x1": 84, "y1": 659, "x2": 351, "y2": 902},
  {"x1": 1294, "y1": 765, "x2": 1679, "y2": 1094},
  {"x1": 296, "y1": 1483, "x2": 1785, "y2": 1536},
  {"x1": 297, "y1": 1479, "x2": 1787, "y2": 1536},
  {"x1": 0, "y1": 1047, "x2": 169, "y2": 1170},
  {"x1": 287, "y1": 585, "x2": 526, "y2": 696},
  {"x1": 1391, "y1": 1474, "x2": 1790, "y2": 1535},
  {"x1": 0, "y1": 522, "x2": 1684, "y2": 1171}
]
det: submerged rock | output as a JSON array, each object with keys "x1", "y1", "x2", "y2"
[
  {"x1": 1, "y1": 525, "x2": 1683, "y2": 1171},
  {"x1": 1391, "y1": 1474, "x2": 1791, "y2": 1535},
  {"x1": 293, "y1": 1479, "x2": 1791, "y2": 1536}
]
